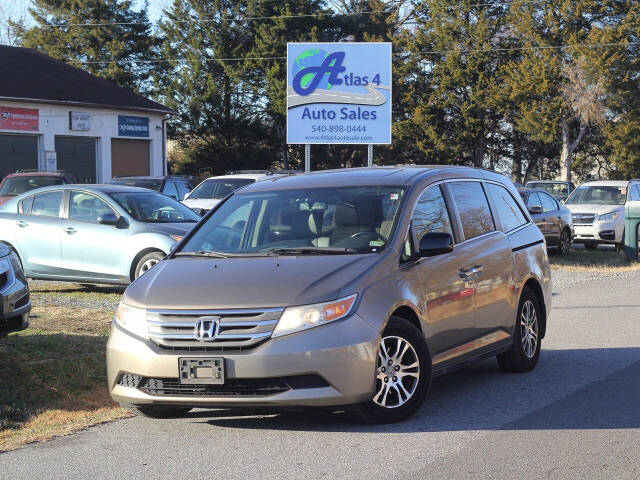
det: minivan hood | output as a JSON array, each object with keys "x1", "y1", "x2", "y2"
[
  {"x1": 123, "y1": 254, "x2": 381, "y2": 310},
  {"x1": 182, "y1": 198, "x2": 221, "y2": 210},
  {"x1": 145, "y1": 222, "x2": 196, "y2": 237},
  {"x1": 565, "y1": 204, "x2": 624, "y2": 215}
]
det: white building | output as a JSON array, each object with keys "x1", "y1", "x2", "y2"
[{"x1": 0, "y1": 46, "x2": 174, "y2": 182}]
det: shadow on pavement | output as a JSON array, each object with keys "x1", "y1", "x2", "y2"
[{"x1": 188, "y1": 347, "x2": 639, "y2": 434}]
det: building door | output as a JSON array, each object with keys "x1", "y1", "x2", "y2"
[
  {"x1": 55, "y1": 136, "x2": 97, "y2": 183},
  {"x1": 111, "y1": 138, "x2": 149, "y2": 178},
  {"x1": 0, "y1": 134, "x2": 38, "y2": 179}
]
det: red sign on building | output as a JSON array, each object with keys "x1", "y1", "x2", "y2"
[{"x1": 0, "y1": 106, "x2": 39, "y2": 131}]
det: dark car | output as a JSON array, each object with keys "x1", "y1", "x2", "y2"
[
  {"x1": 106, "y1": 175, "x2": 197, "y2": 201},
  {"x1": 0, "y1": 242, "x2": 30, "y2": 337},
  {"x1": 0, "y1": 170, "x2": 75, "y2": 206},
  {"x1": 518, "y1": 188, "x2": 574, "y2": 254}
]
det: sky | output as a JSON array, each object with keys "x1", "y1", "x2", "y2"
[{"x1": 2, "y1": 0, "x2": 171, "y2": 26}]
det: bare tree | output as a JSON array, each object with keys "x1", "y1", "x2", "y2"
[
  {"x1": 559, "y1": 59, "x2": 607, "y2": 182},
  {"x1": 0, "y1": 0, "x2": 29, "y2": 46}
]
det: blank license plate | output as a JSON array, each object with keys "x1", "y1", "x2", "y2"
[{"x1": 179, "y1": 358, "x2": 224, "y2": 385}]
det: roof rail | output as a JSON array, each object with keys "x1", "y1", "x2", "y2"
[
  {"x1": 266, "y1": 169, "x2": 303, "y2": 175},
  {"x1": 15, "y1": 169, "x2": 67, "y2": 174},
  {"x1": 225, "y1": 170, "x2": 268, "y2": 175}
]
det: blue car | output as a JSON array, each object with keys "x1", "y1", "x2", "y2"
[{"x1": 0, "y1": 185, "x2": 200, "y2": 285}]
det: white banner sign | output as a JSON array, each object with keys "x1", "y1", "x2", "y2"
[{"x1": 69, "y1": 111, "x2": 91, "y2": 131}]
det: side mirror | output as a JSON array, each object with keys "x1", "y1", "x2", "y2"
[
  {"x1": 528, "y1": 205, "x2": 543, "y2": 214},
  {"x1": 97, "y1": 213, "x2": 119, "y2": 226},
  {"x1": 419, "y1": 232, "x2": 454, "y2": 257}
]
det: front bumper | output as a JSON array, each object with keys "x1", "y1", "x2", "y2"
[
  {"x1": 107, "y1": 313, "x2": 379, "y2": 408},
  {"x1": 573, "y1": 220, "x2": 624, "y2": 244},
  {"x1": 0, "y1": 265, "x2": 30, "y2": 336}
]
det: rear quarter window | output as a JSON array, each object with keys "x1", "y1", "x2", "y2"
[{"x1": 486, "y1": 183, "x2": 528, "y2": 233}]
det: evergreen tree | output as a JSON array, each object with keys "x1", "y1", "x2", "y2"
[{"x1": 20, "y1": 0, "x2": 155, "y2": 92}]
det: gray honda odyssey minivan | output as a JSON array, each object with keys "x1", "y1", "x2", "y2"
[{"x1": 107, "y1": 166, "x2": 551, "y2": 423}]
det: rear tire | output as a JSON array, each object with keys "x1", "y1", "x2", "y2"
[
  {"x1": 129, "y1": 405, "x2": 192, "y2": 419},
  {"x1": 134, "y1": 251, "x2": 164, "y2": 279},
  {"x1": 497, "y1": 287, "x2": 542, "y2": 373},
  {"x1": 352, "y1": 316, "x2": 431, "y2": 424}
]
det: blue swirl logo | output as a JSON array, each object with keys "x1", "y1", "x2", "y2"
[{"x1": 292, "y1": 51, "x2": 346, "y2": 96}]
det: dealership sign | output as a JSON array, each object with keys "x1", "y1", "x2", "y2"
[
  {"x1": 0, "y1": 106, "x2": 39, "y2": 131},
  {"x1": 286, "y1": 42, "x2": 392, "y2": 144},
  {"x1": 69, "y1": 111, "x2": 91, "y2": 131},
  {"x1": 118, "y1": 115, "x2": 149, "y2": 137}
]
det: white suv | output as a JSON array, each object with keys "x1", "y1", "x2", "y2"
[
  {"x1": 182, "y1": 172, "x2": 270, "y2": 215},
  {"x1": 564, "y1": 180, "x2": 628, "y2": 250}
]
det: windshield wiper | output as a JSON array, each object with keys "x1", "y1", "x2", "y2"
[
  {"x1": 264, "y1": 247, "x2": 359, "y2": 256},
  {"x1": 175, "y1": 250, "x2": 231, "y2": 258}
]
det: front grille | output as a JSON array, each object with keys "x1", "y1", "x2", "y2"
[
  {"x1": 138, "y1": 377, "x2": 291, "y2": 397},
  {"x1": 572, "y1": 213, "x2": 596, "y2": 225},
  {"x1": 0, "y1": 316, "x2": 22, "y2": 334},
  {"x1": 147, "y1": 307, "x2": 283, "y2": 351},
  {"x1": 118, "y1": 373, "x2": 328, "y2": 397}
]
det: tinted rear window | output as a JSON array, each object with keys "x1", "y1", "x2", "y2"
[{"x1": 450, "y1": 182, "x2": 495, "y2": 240}]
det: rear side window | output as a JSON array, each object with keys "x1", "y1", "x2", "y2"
[
  {"x1": 31, "y1": 191, "x2": 63, "y2": 217},
  {"x1": 539, "y1": 192, "x2": 558, "y2": 212},
  {"x1": 527, "y1": 192, "x2": 543, "y2": 211},
  {"x1": 486, "y1": 183, "x2": 527, "y2": 233},
  {"x1": 163, "y1": 181, "x2": 179, "y2": 199},
  {"x1": 450, "y1": 182, "x2": 495, "y2": 240},
  {"x1": 412, "y1": 185, "x2": 453, "y2": 243}
]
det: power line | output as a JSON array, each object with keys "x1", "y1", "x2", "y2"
[
  {"x1": 65, "y1": 41, "x2": 639, "y2": 65},
  {"x1": 41, "y1": 0, "x2": 546, "y2": 28}
]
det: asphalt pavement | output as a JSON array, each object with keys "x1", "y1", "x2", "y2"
[{"x1": 3, "y1": 269, "x2": 639, "y2": 479}]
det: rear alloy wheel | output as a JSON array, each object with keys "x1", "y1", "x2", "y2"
[
  {"x1": 559, "y1": 228, "x2": 572, "y2": 255},
  {"x1": 352, "y1": 316, "x2": 431, "y2": 424},
  {"x1": 134, "y1": 251, "x2": 164, "y2": 279},
  {"x1": 497, "y1": 287, "x2": 542, "y2": 373},
  {"x1": 129, "y1": 405, "x2": 192, "y2": 419}
]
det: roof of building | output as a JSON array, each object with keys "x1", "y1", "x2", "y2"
[{"x1": 0, "y1": 46, "x2": 174, "y2": 114}]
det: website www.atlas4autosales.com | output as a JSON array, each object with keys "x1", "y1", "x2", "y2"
[{"x1": 304, "y1": 134, "x2": 374, "y2": 142}]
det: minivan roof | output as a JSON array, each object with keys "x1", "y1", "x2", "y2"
[{"x1": 243, "y1": 166, "x2": 492, "y2": 191}]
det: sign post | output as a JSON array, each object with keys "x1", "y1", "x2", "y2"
[
  {"x1": 304, "y1": 144, "x2": 311, "y2": 173},
  {"x1": 286, "y1": 42, "x2": 392, "y2": 170},
  {"x1": 367, "y1": 144, "x2": 373, "y2": 167}
]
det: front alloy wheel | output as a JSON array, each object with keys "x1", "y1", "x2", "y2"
[
  {"x1": 352, "y1": 316, "x2": 431, "y2": 424},
  {"x1": 373, "y1": 336, "x2": 420, "y2": 408}
]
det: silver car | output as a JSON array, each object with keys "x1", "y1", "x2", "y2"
[
  {"x1": 0, "y1": 185, "x2": 200, "y2": 285},
  {"x1": 107, "y1": 167, "x2": 551, "y2": 423}
]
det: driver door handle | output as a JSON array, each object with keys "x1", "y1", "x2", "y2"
[
  {"x1": 16, "y1": 220, "x2": 28, "y2": 228},
  {"x1": 458, "y1": 264, "x2": 483, "y2": 279},
  {"x1": 63, "y1": 227, "x2": 77, "y2": 235}
]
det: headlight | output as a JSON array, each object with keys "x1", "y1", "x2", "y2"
[
  {"x1": 114, "y1": 302, "x2": 148, "y2": 339},
  {"x1": 9, "y1": 251, "x2": 22, "y2": 272},
  {"x1": 597, "y1": 211, "x2": 619, "y2": 222},
  {"x1": 272, "y1": 294, "x2": 357, "y2": 338}
]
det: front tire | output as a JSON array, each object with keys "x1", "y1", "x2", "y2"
[
  {"x1": 559, "y1": 228, "x2": 572, "y2": 255},
  {"x1": 134, "y1": 251, "x2": 164, "y2": 279},
  {"x1": 352, "y1": 316, "x2": 431, "y2": 424},
  {"x1": 497, "y1": 287, "x2": 542, "y2": 373},
  {"x1": 129, "y1": 405, "x2": 192, "y2": 419}
]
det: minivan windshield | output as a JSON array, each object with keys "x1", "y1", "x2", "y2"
[
  {"x1": 564, "y1": 185, "x2": 627, "y2": 205},
  {"x1": 110, "y1": 191, "x2": 200, "y2": 223},
  {"x1": 180, "y1": 186, "x2": 405, "y2": 255},
  {"x1": 188, "y1": 178, "x2": 255, "y2": 200}
]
